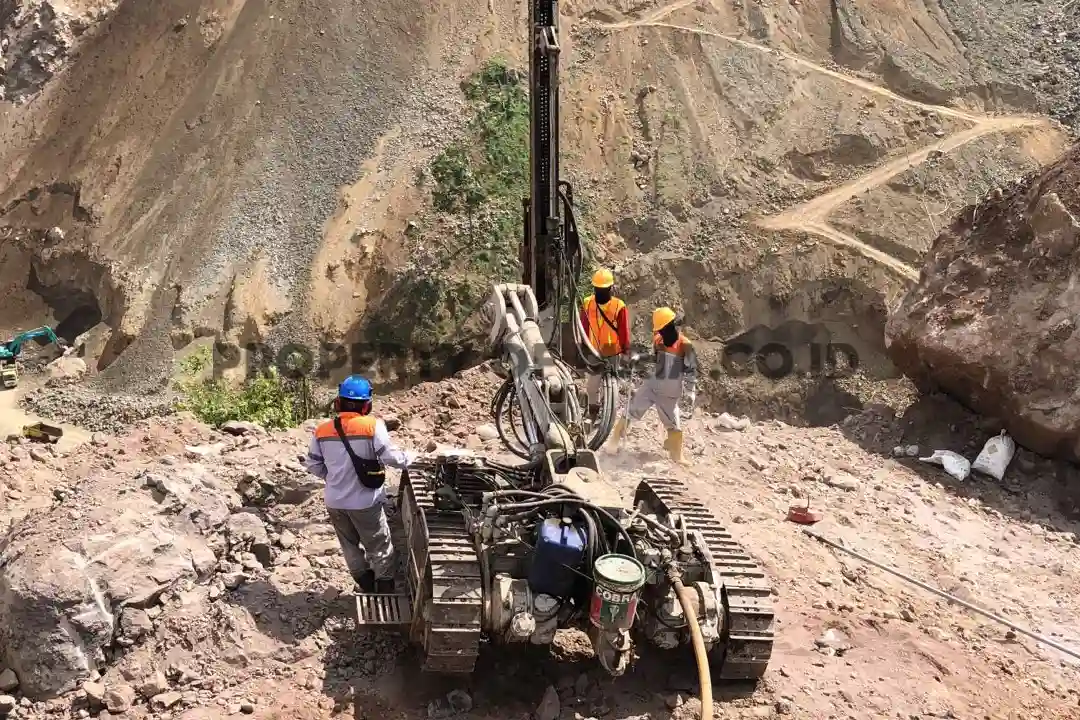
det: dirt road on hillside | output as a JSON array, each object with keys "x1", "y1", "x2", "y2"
[
  {"x1": 758, "y1": 116, "x2": 1050, "y2": 281},
  {"x1": 601, "y1": 3, "x2": 1060, "y2": 282}
]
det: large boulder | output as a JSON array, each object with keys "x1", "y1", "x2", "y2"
[
  {"x1": 0, "y1": 466, "x2": 231, "y2": 699},
  {"x1": 885, "y1": 143, "x2": 1080, "y2": 460}
]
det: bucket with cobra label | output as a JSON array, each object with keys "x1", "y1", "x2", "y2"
[{"x1": 589, "y1": 553, "x2": 646, "y2": 631}]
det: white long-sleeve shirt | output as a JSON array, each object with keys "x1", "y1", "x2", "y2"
[{"x1": 303, "y1": 412, "x2": 411, "y2": 510}]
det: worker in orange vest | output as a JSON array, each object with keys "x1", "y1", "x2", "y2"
[
  {"x1": 579, "y1": 268, "x2": 630, "y2": 420},
  {"x1": 611, "y1": 307, "x2": 697, "y2": 464},
  {"x1": 303, "y1": 376, "x2": 418, "y2": 593}
]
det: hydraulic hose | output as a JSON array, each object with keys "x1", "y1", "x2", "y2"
[
  {"x1": 586, "y1": 370, "x2": 617, "y2": 450},
  {"x1": 668, "y1": 567, "x2": 713, "y2": 720},
  {"x1": 492, "y1": 497, "x2": 636, "y2": 555},
  {"x1": 493, "y1": 364, "x2": 616, "y2": 454},
  {"x1": 492, "y1": 378, "x2": 532, "y2": 460}
]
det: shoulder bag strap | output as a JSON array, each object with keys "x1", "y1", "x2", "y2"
[{"x1": 333, "y1": 416, "x2": 386, "y2": 489}]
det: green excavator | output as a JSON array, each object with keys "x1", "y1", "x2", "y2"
[{"x1": 0, "y1": 326, "x2": 66, "y2": 390}]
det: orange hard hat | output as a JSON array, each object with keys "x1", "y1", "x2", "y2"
[
  {"x1": 652, "y1": 307, "x2": 677, "y2": 332},
  {"x1": 591, "y1": 268, "x2": 615, "y2": 289}
]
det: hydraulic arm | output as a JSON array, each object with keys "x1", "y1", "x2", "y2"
[
  {"x1": 489, "y1": 0, "x2": 621, "y2": 461},
  {"x1": 0, "y1": 327, "x2": 63, "y2": 360}
]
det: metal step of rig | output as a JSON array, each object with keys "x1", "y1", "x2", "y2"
[
  {"x1": 634, "y1": 477, "x2": 776, "y2": 680},
  {"x1": 355, "y1": 593, "x2": 412, "y2": 626}
]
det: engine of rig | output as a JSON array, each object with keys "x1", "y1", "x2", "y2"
[
  {"x1": 396, "y1": 446, "x2": 756, "y2": 678},
  {"x1": 481, "y1": 478, "x2": 722, "y2": 674}
]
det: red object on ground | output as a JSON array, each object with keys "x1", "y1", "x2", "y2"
[{"x1": 787, "y1": 499, "x2": 822, "y2": 524}]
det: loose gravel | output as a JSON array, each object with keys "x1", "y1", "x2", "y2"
[{"x1": 20, "y1": 384, "x2": 177, "y2": 435}]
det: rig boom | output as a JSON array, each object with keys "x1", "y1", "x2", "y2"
[{"x1": 523, "y1": 0, "x2": 562, "y2": 316}]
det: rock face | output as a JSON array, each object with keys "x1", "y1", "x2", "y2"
[
  {"x1": 0, "y1": 0, "x2": 120, "y2": 103},
  {"x1": 0, "y1": 466, "x2": 228, "y2": 698},
  {"x1": 886, "y1": 143, "x2": 1080, "y2": 460}
]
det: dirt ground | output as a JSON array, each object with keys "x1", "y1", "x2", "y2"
[
  {"x1": 2, "y1": 366, "x2": 1078, "y2": 720},
  {"x1": 0, "y1": 382, "x2": 89, "y2": 452}
]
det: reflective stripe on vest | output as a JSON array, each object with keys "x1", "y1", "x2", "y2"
[{"x1": 584, "y1": 296, "x2": 626, "y2": 357}]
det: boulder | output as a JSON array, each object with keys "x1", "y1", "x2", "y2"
[
  {"x1": 0, "y1": 474, "x2": 219, "y2": 699},
  {"x1": 885, "y1": 144, "x2": 1080, "y2": 460},
  {"x1": 46, "y1": 355, "x2": 88, "y2": 381}
]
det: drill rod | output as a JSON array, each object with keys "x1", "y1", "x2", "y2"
[{"x1": 802, "y1": 527, "x2": 1080, "y2": 662}]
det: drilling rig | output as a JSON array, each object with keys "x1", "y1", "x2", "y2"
[{"x1": 359, "y1": 0, "x2": 775, "y2": 691}]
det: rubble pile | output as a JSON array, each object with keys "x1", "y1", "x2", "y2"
[
  {"x1": 19, "y1": 385, "x2": 176, "y2": 435},
  {"x1": 0, "y1": 364, "x2": 512, "y2": 718},
  {"x1": 886, "y1": 143, "x2": 1080, "y2": 461}
]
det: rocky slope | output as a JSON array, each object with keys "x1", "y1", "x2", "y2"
[
  {"x1": 886, "y1": 143, "x2": 1080, "y2": 462},
  {"x1": 0, "y1": 0, "x2": 1076, "y2": 404},
  {"x1": 1, "y1": 367, "x2": 1079, "y2": 719}
]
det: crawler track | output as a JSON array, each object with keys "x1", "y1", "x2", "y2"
[
  {"x1": 398, "y1": 462, "x2": 485, "y2": 673},
  {"x1": 634, "y1": 477, "x2": 776, "y2": 680}
]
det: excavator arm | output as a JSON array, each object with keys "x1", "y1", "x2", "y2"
[{"x1": 0, "y1": 326, "x2": 64, "y2": 360}]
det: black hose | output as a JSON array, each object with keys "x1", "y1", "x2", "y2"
[
  {"x1": 586, "y1": 370, "x2": 617, "y2": 449},
  {"x1": 578, "y1": 508, "x2": 600, "y2": 570},
  {"x1": 497, "y1": 363, "x2": 616, "y2": 454},
  {"x1": 494, "y1": 491, "x2": 613, "y2": 563},
  {"x1": 492, "y1": 378, "x2": 532, "y2": 460},
  {"x1": 495, "y1": 497, "x2": 635, "y2": 557}
]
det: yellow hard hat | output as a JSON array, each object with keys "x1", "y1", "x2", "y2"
[
  {"x1": 652, "y1": 307, "x2": 677, "y2": 332},
  {"x1": 591, "y1": 268, "x2": 615, "y2": 289}
]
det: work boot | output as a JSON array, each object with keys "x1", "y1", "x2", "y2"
[
  {"x1": 356, "y1": 569, "x2": 376, "y2": 593},
  {"x1": 665, "y1": 430, "x2": 689, "y2": 466},
  {"x1": 662, "y1": 430, "x2": 676, "y2": 453},
  {"x1": 610, "y1": 418, "x2": 628, "y2": 446},
  {"x1": 375, "y1": 577, "x2": 395, "y2": 593}
]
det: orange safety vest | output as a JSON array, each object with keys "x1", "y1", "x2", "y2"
[
  {"x1": 314, "y1": 413, "x2": 385, "y2": 489},
  {"x1": 314, "y1": 413, "x2": 378, "y2": 440},
  {"x1": 583, "y1": 295, "x2": 627, "y2": 357},
  {"x1": 653, "y1": 332, "x2": 687, "y2": 356}
]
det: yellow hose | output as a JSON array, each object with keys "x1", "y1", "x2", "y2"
[{"x1": 672, "y1": 577, "x2": 713, "y2": 720}]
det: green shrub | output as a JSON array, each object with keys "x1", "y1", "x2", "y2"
[
  {"x1": 173, "y1": 346, "x2": 306, "y2": 430},
  {"x1": 365, "y1": 57, "x2": 595, "y2": 350},
  {"x1": 429, "y1": 58, "x2": 530, "y2": 280}
]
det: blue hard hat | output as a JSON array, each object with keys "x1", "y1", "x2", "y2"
[{"x1": 338, "y1": 375, "x2": 372, "y2": 401}]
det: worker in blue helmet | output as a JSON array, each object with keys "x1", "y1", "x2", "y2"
[{"x1": 303, "y1": 375, "x2": 417, "y2": 593}]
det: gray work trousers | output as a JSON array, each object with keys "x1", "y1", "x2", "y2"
[
  {"x1": 585, "y1": 371, "x2": 604, "y2": 405},
  {"x1": 627, "y1": 380, "x2": 682, "y2": 430},
  {"x1": 327, "y1": 503, "x2": 396, "y2": 581}
]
